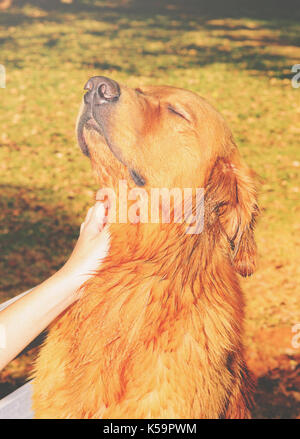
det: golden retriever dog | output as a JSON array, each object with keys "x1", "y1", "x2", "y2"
[{"x1": 32, "y1": 77, "x2": 258, "y2": 418}]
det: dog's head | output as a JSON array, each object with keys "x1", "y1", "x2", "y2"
[{"x1": 77, "y1": 76, "x2": 258, "y2": 277}]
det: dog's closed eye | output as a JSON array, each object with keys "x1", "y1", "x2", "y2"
[
  {"x1": 135, "y1": 88, "x2": 145, "y2": 95},
  {"x1": 167, "y1": 105, "x2": 190, "y2": 122}
]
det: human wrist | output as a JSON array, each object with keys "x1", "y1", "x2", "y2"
[{"x1": 49, "y1": 265, "x2": 87, "y2": 302}]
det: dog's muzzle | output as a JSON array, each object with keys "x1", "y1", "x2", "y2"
[{"x1": 77, "y1": 76, "x2": 121, "y2": 157}]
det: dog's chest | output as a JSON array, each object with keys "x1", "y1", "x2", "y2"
[{"x1": 60, "y1": 283, "x2": 234, "y2": 417}]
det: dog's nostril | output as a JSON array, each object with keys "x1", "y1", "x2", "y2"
[
  {"x1": 84, "y1": 76, "x2": 121, "y2": 104},
  {"x1": 97, "y1": 80, "x2": 120, "y2": 102},
  {"x1": 98, "y1": 83, "x2": 108, "y2": 99}
]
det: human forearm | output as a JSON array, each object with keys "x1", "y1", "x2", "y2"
[{"x1": 0, "y1": 269, "x2": 80, "y2": 370}]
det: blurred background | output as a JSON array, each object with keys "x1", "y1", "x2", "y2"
[{"x1": 0, "y1": 0, "x2": 299, "y2": 418}]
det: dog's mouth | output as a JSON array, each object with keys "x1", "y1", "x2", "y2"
[
  {"x1": 77, "y1": 110, "x2": 104, "y2": 158},
  {"x1": 77, "y1": 99, "x2": 127, "y2": 171}
]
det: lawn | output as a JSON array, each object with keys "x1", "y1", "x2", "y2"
[{"x1": 0, "y1": 0, "x2": 299, "y2": 418}]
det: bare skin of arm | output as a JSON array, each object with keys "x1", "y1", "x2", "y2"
[{"x1": 0, "y1": 200, "x2": 110, "y2": 371}]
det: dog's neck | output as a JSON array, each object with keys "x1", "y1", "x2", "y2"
[{"x1": 103, "y1": 214, "x2": 234, "y2": 291}]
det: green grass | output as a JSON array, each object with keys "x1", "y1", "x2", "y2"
[{"x1": 0, "y1": 0, "x2": 299, "y2": 417}]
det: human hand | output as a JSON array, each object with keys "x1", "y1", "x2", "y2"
[
  {"x1": 0, "y1": 201, "x2": 110, "y2": 370},
  {"x1": 59, "y1": 201, "x2": 110, "y2": 286}
]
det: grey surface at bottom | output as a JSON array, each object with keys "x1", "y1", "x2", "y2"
[{"x1": 0, "y1": 381, "x2": 34, "y2": 419}]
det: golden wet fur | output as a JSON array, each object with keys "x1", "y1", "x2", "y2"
[{"x1": 32, "y1": 82, "x2": 258, "y2": 418}]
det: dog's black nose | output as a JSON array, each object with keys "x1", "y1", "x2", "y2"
[{"x1": 84, "y1": 76, "x2": 121, "y2": 105}]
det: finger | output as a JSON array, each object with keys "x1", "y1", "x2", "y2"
[{"x1": 80, "y1": 222, "x2": 85, "y2": 234}]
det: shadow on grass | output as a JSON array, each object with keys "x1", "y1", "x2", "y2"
[
  {"x1": 252, "y1": 356, "x2": 300, "y2": 419},
  {"x1": 6, "y1": 0, "x2": 300, "y2": 20},
  {"x1": 1, "y1": 1, "x2": 299, "y2": 77},
  {"x1": 0, "y1": 184, "x2": 79, "y2": 300}
]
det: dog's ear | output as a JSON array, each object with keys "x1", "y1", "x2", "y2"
[{"x1": 207, "y1": 148, "x2": 259, "y2": 277}]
